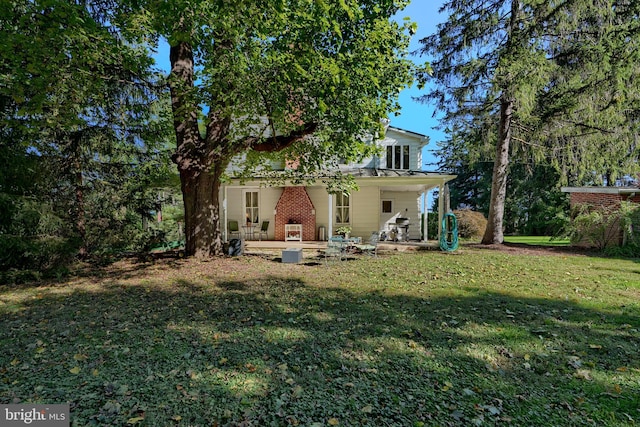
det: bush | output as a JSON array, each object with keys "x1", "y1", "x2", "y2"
[
  {"x1": 452, "y1": 209, "x2": 487, "y2": 239},
  {"x1": 563, "y1": 202, "x2": 640, "y2": 252},
  {"x1": 0, "y1": 235, "x2": 77, "y2": 283}
]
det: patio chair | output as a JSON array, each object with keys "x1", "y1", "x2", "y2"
[
  {"x1": 254, "y1": 220, "x2": 269, "y2": 240},
  {"x1": 322, "y1": 236, "x2": 346, "y2": 264},
  {"x1": 228, "y1": 220, "x2": 242, "y2": 240},
  {"x1": 359, "y1": 232, "x2": 379, "y2": 257}
]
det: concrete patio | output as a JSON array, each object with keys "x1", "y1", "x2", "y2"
[{"x1": 242, "y1": 239, "x2": 440, "y2": 254}]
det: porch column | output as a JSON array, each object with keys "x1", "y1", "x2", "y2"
[
  {"x1": 421, "y1": 190, "x2": 428, "y2": 242},
  {"x1": 438, "y1": 180, "x2": 445, "y2": 240},
  {"x1": 328, "y1": 193, "x2": 333, "y2": 237},
  {"x1": 223, "y1": 185, "x2": 228, "y2": 241}
]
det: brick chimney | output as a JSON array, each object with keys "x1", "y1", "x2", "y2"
[{"x1": 274, "y1": 187, "x2": 316, "y2": 241}]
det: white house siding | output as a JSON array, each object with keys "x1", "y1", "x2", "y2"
[
  {"x1": 224, "y1": 186, "x2": 282, "y2": 239},
  {"x1": 380, "y1": 190, "x2": 423, "y2": 240},
  {"x1": 258, "y1": 188, "x2": 282, "y2": 239},
  {"x1": 307, "y1": 187, "x2": 335, "y2": 241},
  {"x1": 350, "y1": 187, "x2": 380, "y2": 239},
  {"x1": 346, "y1": 128, "x2": 427, "y2": 171},
  {"x1": 380, "y1": 130, "x2": 426, "y2": 171}
]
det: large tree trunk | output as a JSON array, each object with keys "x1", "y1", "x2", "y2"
[
  {"x1": 170, "y1": 41, "x2": 234, "y2": 257},
  {"x1": 170, "y1": 41, "x2": 219, "y2": 257},
  {"x1": 482, "y1": 95, "x2": 514, "y2": 244},
  {"x1": 180, "y1": 165, "x2": 225, "y2": 257}
]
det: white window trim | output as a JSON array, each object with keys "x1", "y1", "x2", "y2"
[
  {"x1": 335, "y1": 193, "x2": 350, "y2": 225},
  {"x1": 386, "y1": 144, "x2": 410, "y2": 170},
  {"x1": 243, "y1": 189, "x2": 259, "y2": 225}
]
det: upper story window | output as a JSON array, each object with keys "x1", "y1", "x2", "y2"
[{"x1": 386, "y1": 145, "x2": 410, "y2": 170}]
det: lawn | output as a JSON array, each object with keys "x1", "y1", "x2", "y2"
[
  {"x1": 1, "y1": 247, "x2": 639, "y2": 426},
  {"x1": 503, "y1": 236, "x2": 571, "y2": 246}
]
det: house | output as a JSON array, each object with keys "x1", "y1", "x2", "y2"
[{"x1": 221, "y1": 125, "x2": 456, "y2": 242}]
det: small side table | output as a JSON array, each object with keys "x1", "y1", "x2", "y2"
[{"x1": 285, "y1": 224, "x2": 302, "y2": 241}]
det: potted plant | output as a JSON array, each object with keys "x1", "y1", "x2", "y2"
[{"x1": 336, "y1": 226, "x2": 352, "y2": 239}]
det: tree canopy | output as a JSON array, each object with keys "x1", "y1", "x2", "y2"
[
  {"x1": 1, "y1": 0, "x2": 174, "y2": 271},
  {"x1": 116, "y1": 0, "x2": 416, "y2": 256}
]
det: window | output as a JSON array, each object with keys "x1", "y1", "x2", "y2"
[
  {"x1": 244, "y1": 191, "x2": 259, "y2": 224},
  {"x1": 335, "y1": 193, "x2": 350, "y2": 224},
  {"x1": 386, "y1": 145, "x2": 410, "y2": 170},
  {"x1": 382, "y1": 200, "x2": 393, "y2": 213}
]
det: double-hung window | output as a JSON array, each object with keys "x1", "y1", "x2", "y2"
[
  {"x1": 386, "y1": 145, "x2": 410, "y2": 170},
  {"x1": 244, "y1": 191, "x2": 259, "y2": 224},
  {"x1": 335, "y1": 193, "x2": 350, "y2": 224}
]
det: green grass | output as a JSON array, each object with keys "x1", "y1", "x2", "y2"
[
  {"x1": 1, "y1": 247, "x2": 639, "y2": 426},
  {"x1": 503, "y1": 235, "x2": 570, "y2": 246}
]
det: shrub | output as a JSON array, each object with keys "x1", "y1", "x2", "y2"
[
  {"x1": 452, "y1": 209, "x2": 487, "y2": 239},
  {"x1": 0, "y1": 235, "x2": 77, "y2": 284},
  {"x1": 563, "y1": 202, "x2": 640, "y2": 251}
]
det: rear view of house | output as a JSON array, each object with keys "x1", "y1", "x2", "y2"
[{"x1": 221, "y1": 125, "x2": 456, "y2": 242}]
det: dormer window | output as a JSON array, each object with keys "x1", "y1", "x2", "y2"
[{"x1": 386, "y1": 145, "x2": 410, "y2": 170}]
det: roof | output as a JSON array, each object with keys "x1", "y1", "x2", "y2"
[
  {"x1": 561, "y1": 186, "x2": 639, "y2": 195},
  {"x1": 386, "y1": 126, "x2": 427, "y2": 139},
  {"x1": 341, "y1": 167, "x2": 450, "y2": 179}
]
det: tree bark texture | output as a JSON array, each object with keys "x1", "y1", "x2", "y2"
[
  {"x1": 170, "y1": 41, "x2": 224, "y2": 257},
  {"x1": 482, "y1": 95, "x2": 514, "y2": 244},
  {"x1": 179, "y1": 166, "x2": 224, "y2": 257}
]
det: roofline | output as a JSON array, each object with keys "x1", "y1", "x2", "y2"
[
  {"x1": 387, "y1": 126, "x2": 427, "y2": 139},
  {"x1": 225, "y1": 171, "x2": 456, "y2": 187},
  {"x1": 561, "y1": 186, "x2": 639, "y2": 195},
  {"x1": 386, "y1": 126, "x2": 429, "y2": 146}
]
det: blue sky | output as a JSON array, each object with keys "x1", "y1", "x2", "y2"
[{"x1": 392, "y1": 1, "x2": 447, "y2": 170}]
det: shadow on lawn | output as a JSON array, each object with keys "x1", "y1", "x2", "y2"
[{"x1": 1, "y1": 273, "x2": 638, "y2": 426}]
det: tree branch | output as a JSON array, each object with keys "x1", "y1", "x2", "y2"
[{"x1": 248, "y1": 122, "x2": 319, "y2": 152}]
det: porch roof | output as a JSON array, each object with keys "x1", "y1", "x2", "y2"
[
  {"x1": 344, "y1": 168, "x2": 456, "y2": 192},
  {"x1": 226, "y1": 168, "x2": 456, "y2": 192}
]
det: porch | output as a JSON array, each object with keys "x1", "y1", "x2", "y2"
[{"x1": 241, "y1": 238, "x2": 440, "y2": 253}]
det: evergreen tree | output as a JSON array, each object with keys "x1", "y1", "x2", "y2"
[
  {"x1": 1, "y1": 0, "x2": 173, "y2": 265},
  {"x1": 418, "y1": 0, "x2": 640, "y2": 244}
]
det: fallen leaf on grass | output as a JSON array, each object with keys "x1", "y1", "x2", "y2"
[
  {"x1": 291, "y1": 385, "x2": 303, "y2": 398},
  {"x1": 127, "y1": 416, "x2": 144, "y2": 424},
  {"x1": 588, "y1": 344, "x2": 602, "y2": 350},
  {"x1": 69, "y1": 366, "x2": 81, "y2": 374},
  {"x1": 74, "y1": 353, "x2": 88, "y2": 361},
  {"x1": 361, "y1": 405, "x2": 373, "y2": 413},
  {"x1": 328, "y1": 418, "x2": 339, "y2": 425},
  {"x1": 574, "y1": 369, "x2": 591, "y2": 380}
]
